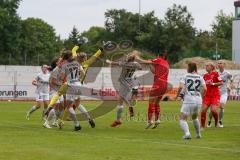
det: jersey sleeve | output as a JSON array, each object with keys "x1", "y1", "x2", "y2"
[
  {"x1": 35, "y1": 73, "x2": 40, "y2": 81},
  {"x1": 228, "y1": 72, "x2": 233, "y2": 81},
  {"x1": 200, "y1": 76, "x2": 206, "y2": 87},
  {"x1": 135, "y1": 62, "x2": 142, "y2": 70},
  {"x1": 216, "y1": 72, "x2": 223, "y2": 82}
]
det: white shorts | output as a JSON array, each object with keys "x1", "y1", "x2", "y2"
[
  {"x1": 36, "y1": 93, "x2": 49, "y2": 101},
  {"x1": 119, "y1": 83, "x2": 131, "y2": 101},
  {"x1": 66, "y1": 94, "x2": 81, "y2": 101},
  {"x1": 181, "y1": 104, "x2": 201, "y2": 115},
  {"x1": 220, "y1": 93, "x2": 228, "y2": 104},
  {"x1": 181, "y1": 96, "x2": 202, "y2": 115}
]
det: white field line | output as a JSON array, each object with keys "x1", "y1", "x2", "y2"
[{"x1": 1, "y1": 121, "x2": 240, "y2": 154}]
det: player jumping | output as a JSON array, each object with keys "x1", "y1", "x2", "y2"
[
  {"x1": 135, "y1": 51, "x2": 169, "y2": 129},
  {"x1": 106, "y1": 51, "x2": 142, "y2": 127}
]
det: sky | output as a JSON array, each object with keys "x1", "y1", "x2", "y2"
[{"x1": 17, "y1": 0, "x2": 236, "y2": 39}]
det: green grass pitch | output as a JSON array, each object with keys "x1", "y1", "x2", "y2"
[{"x1": 0, "y1": 101, "x2": 239, "y2": 160}]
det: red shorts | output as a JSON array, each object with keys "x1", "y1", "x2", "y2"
[
  {"x1": 150, "y1": 80, "x2": 167, "y2": 98},
  {"x1": 203, "y1": 96, "x2": 220, "y2": 107}
]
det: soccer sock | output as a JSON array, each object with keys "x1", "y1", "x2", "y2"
[
  {"x1": 193, "y1": 119, "x2": 201, "y2": 136},
  {"x1": 201, "y1": 111, "x2": 207, "y2": 128},
  {"x1": 212, "y1": 111, "x2": 219, "y2": 127},
  {"x1": 219, "y1": 108, "x2": 224, "y2": 121},
  {"x1": 42, "y1": 108, "x2": 48, "y2": 118},
  {"x1": 154, "y1": 104, "x2": 160, "y2": 121},
  {"x1": 49, "y1": 94, "x2": 60, "y2": 107},
  {"x1": 77, "y1": 104, "x2": 91, "y2": 120},
  {"x1": 116, "y1": 105, "x2": 123, "y2": 121},
  {"x1": 180, "y1": 120, "x2": 190, "y2": 136},
  {"x1": 69, "y1": 107, "x2": 80, "y2": 127},
  {"x1": 209, "y1": 112, "x2": 213, "y2": 123},
  {"x1": 148, "y1": 102, "x2": 154, "y2": 122},
  {"x1": 28, "y1": 106, "x2": 38, "y2": 114},
  {"x1": 46, "y1": 109, "x2": 55, "y2": 123},
  {"x1": 54, "y1": 109, "x2": 61, "y2": 121}
]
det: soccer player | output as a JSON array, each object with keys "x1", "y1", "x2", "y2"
[
  {"x1": 175, "y1": 62, "x2": 207, "y2": 139},
  {"x1": 207, "y1": 60, "x2": 234, "y2": 128},
  {"x1": 135, "y1": 51, "x2": 169, "y2": 129},
  {"x1": 201, "y1": 62, "x2": 223, "y2": 128},
  {"x1": 106, "y1": 51, "x2": 142, "y2": 127},
  {"x1": 43, "y1": 57, "x2": 64, "y2": 128},
  {"x1": 26, "y1": 64, "x2": 50, "y2": 120},
  {"x1": 129, "y1": 75, "x2": 141, "y2": 117},
  {"x1": 46, "y1": 42, "x2": 108, "y2": 114},
  {"x1": 59, "y1": 50, "x2": 85, "y2": 131}
]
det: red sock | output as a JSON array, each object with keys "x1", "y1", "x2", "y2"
[
  {"x1": 201, "y1": 111, "x2": 206, "y2": 128},
  {"x1": 148, "y1": 102, "x2": 155, "y2": 122},
  {"x1": 212, "y1": 111, "x2": 219, "y2": 127},
  {"x1": 155, "y1": 104, "x2": 160, "y2": 121}
]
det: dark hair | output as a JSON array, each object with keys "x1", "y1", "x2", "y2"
[
  {"x1": 49, "y1": 57, "x2": 59, "y2": 71},
  {"x1": 61, "y1": 50, "x2": 72, "y2": 60},
  {"x1": 187, "y1": 62, "x2": 197, "y2": 73}
]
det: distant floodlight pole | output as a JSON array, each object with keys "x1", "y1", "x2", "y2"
[{"x1": 138, "y1": 0, "x2": 141, "y2": 32}]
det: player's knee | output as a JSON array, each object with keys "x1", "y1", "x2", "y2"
[{"x1": 117, "y1": 105, "x2": 123, "y2": 109}]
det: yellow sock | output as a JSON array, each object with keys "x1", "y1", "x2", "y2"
[{"x1": 49, "y1": 93, "x2": 60, "y2": 107}]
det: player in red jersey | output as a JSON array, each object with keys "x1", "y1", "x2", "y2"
[
  {"x1": 201, "y1": 62, "x2": 223, "y2": 128},
  {"x1": 136, "y1": 51, "x2": 169, "y2": 129}
]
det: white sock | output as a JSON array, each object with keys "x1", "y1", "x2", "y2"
[
  {"x1": 180, "y1": 120, "x2": 190, "y2": 136},
  {"x1": 46, "y1": 109, "x2": 55, "y2": 122},
  {"x1": 77, "y1": 104, "x2": 91, "y2": 120},
  {"x1": 28, "y1": 106, "x2": 38, "y2": 114},
  {"x1": 54, "y1": 109, "x2": 61, "y2": 122},
  {"x1": 193, "y1": 119, "x2": 201, "y2": 136},
  {"x1": 69, "y1": 108, "x2": 80, "y2": 127},
  {"x1": 219, "y1": 108, "x2": 224, "y2": 121},
  {"x1": 42, "y1": 108, "x2": 47, "y2": 118},
  {"x1": 116, "y1": 105, "x2": 123, "y2": 121}
]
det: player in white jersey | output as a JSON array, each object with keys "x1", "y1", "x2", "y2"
[
  {"x1": 43, "y1": 57, "x2": 65, "y2": 128},
  {"x1": 59, "y1": 50, "x2": 93, "y2": 131},
  {"x1": 26, "y1": 64, "x2": 50, "y2": 120},
  {"x1": 106, "y1": 51, "x2": 142, "y2": 127},
  {"x1": 175, "y1": 62, "x2": 207, "y2": 140},
  {"x1": 207, "y1": 60, "x2": 234, "y2": 128}
]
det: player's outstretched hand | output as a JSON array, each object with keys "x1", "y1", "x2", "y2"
[{"x1": 106, "y1": 59, "x2": 112, "y2": 64}]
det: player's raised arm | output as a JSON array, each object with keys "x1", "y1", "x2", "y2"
[
  {"x1": 135, "y1": 54, "x2": 153, "y2": 64},
  {"x1": 105, "y1": 59, "x2": 120, "y2": 65}
]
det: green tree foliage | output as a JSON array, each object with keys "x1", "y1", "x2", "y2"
[
  {"x1": 20, "y1": 18, "x2": 62, "y2": 65},
  {"x1": 162, "y1": 4, "x2": 195, "y2": 63},
  {"x1": 0, "y1": 0, "x2": 22, "y2": 64},
  {"x1": 63, "y1": 26, "x2": 81, "y2": 50},
  {"x1": 212, "y1": 10, "x2": 233, "y2": 40}
]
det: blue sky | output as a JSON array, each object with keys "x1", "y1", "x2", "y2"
[{"x1": 18, "y1": 0, "x2": 235, "y2": 39}]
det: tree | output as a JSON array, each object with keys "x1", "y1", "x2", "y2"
[
  {"x1": 0, "y1": 0, "x2": 22, "y2": 64},
  {"x1": 63, "y1": 26, "x2": 81, "y2": 50},
  {"x1": 161, "y1": 4, "x2": 196, "y2": 63},
  {"x1": 20, "y1": 18, "x2": 62, "y2": 65},
  {"x1": 212, "y1": 10, "x2": 233, "y2": 40}
]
